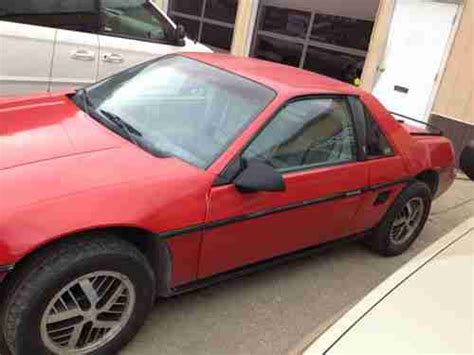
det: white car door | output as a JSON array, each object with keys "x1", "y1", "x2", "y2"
[
  {"x1": 96, "y1": 0, "x2": 210, "y2": 80},
  {"x1": 47, "y1": 0, "x2": 100, "y2": 92},
  {"x1": 0, "y1": 0, "x2": 103, "y2": 96},
  {"x1": 49, "y1": 29, "x2": 99, "y2": 92},
  {"x1": 0, "y1": 20, "x2": 56, "y2": 96}
]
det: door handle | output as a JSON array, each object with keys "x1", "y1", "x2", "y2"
[
  {"x1": 70, "y1": 49, "x2": 96, "y2": 61},
  {"x1": 102, "y1": 53, "x2": 124, "y2": 64}
]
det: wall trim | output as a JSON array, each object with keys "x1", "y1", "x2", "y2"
[
  {"x1": 431, "y1": 111, "x2": 474, "y2": 127},
  {"x1": 360, "y1": 0, "x2": 395, "y2": 91},
  {"x1": 231, "y1": 0, "x2": 260, "y2": 56},
  {"x1": 425, "y1": 1, "x2": 465, "y2": 120}
]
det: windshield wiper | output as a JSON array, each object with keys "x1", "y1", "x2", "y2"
[
  {"x1": 74, "y1": 103, "x2": 169, "y2": 157},
  {"x1": 98, "y1": 109, "x2": 143, "y2": 147},
  {"x1": 97, "y1": 110, "x2": 169, "y2": 156},
  {"x1": 75, "y1": 88, "x2": 93, "y2": 114}
]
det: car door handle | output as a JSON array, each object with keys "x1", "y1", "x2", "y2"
[
  {"x1": 70, "y1": 49, "x2": 96, "y2": 61},
  {"x1": 102, "y1": 53, "x2": 124, "y2": 64}
]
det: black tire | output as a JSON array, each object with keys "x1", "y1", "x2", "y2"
[
  {"x1": 1, "y1": 234, "x2": 155, "y2": 355},
  {"x1": 365, "y1": 181, "x2": 432, "y2": 256},
  {"x1": 460, "y1": 139, "x2": 474, "y2": 181}
]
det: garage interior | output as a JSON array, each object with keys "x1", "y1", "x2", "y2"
[
  {"x1": 168, "y1": 0, "x2": 379, "y2": 84},
  {"x1": 251, "y1": 0, "x2": 378, "y2": 83}
]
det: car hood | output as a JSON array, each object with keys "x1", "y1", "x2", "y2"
[
  {"x1": 0, "y1": 92, "x2": 207, "y2": 212},
  {"x1": 0, "y1": 92, "x2": 123, "y2": 170}
]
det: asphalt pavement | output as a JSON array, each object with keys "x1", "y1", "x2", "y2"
[{"x1": 122, "y1": 176, "x2": 474, "y2": 355}]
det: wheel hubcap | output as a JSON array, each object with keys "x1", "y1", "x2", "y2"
[
  {"x1": 389, "y1": 197, "x2": 425, "y2": 245},
  {"x1": 40, "y1": 271, "x2": 135, "y2": 353}
]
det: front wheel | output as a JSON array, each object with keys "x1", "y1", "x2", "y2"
[
  {"x1": 1, "y1": 235, "x2": 155, "y2": 354},
  {"x1": 366, "y1": 181, "x2": 432, "y2": 256}
]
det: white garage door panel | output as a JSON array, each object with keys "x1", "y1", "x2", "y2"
[{"x1": 0, "y1": 21, "x2": 56, "y2": 96}]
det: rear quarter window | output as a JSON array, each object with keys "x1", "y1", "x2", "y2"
[{"x1": 362, "y1": 105, "x2": 394, "y2": 158}]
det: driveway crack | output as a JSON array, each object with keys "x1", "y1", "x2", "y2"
[{"x1": 431, "y1": 198, "x2": 474, "y2": 216}]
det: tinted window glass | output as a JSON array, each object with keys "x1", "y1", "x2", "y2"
[
  {"x1": 0, "y1": 0, "x2": 95, "y2": 14},
  {"x1": 311, "y1": 14, "x2": 374, "y2": 51},
  {"x1": 171, "y1": 0, "x2": 203, "y2": 16},
  {"x1": 0, "y1": 0, "x2": 98, "y2": 32},
  {"x1": 101, "y1": 0, "x2": 173, "y2": 42},
  {"x1": 363, "y1": 106, "x2": 393, "y2": 157},
  {"x1": 205, "y1": 0, "x2": 238, "y2": 24},
  {"x1": 201, "y1": 23, "x2": 234, "y2": 50},
  {"x1": 254, "y1": 36, "x2": 303, "y2": 67},
  {"x1": 169, "y1": 0, "x2": 238, "y2": 51},
  {"x1": 243, "y1": 98, "x2": 357, "y2": 171},
  {"x1": 260, "y1": 6, "x2": 310, "y2": 38},
  {"x1": 303, "y1": 46, "x2": 364, "y2": 83},
  {"x1": 84, "y1": 56, "x2": 275, "y2": 169}
]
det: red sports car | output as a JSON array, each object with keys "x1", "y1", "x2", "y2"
[{"x1": 0, "y1": 53, "x2": 456, "y2": 354}]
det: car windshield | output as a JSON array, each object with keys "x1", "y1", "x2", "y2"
[{"x1": 80, "y1": 56, "x2": 275, "y2": 169}]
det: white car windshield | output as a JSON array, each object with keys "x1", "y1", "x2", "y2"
[{"x1": 81, "y1": 56, "x2": 275, "y2": 169}]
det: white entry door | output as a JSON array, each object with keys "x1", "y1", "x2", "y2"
[{"x1": 373, "y1": 0, "x2": 459, "y2": 121}]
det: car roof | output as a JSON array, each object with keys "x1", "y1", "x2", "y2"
[{"x1": 183, "y1": 53, "x2": 361, "y2": 97}]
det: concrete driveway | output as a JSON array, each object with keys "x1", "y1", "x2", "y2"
[{"x1": 123, "y1": 176, "x2": 474, "y2": 355}]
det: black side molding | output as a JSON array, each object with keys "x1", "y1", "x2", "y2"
[
  {"x1": 170, "y1": 234, "x2": 363, "y2": 296},
  {"x1": 154, "y1": 178, "x2": 412, "y2": 242},
  {"x1": 0, "y1": 264, "x2": 14, "y2": 273}
]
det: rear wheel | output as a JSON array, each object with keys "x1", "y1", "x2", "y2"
[
  {"x1": 366, "y1": 181, "x2": 432, "y2": 256},
  {"x1": 1, "y1": 235, "x2": 155, "y2": 354}
]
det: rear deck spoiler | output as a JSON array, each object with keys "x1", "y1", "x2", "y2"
[{"x1": 391, "y1": 112, "x2": 443, "y2": 136}]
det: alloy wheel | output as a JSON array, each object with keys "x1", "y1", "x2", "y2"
[
  {"x1": 389, "y1": 197, "x2": 425, "y2": 245},
  {"x1": 40, "y1": 271, "x2": 135, "y2": 353}
]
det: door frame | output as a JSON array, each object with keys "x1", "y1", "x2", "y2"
[
  {"x1": 361, "y1": 0, "x2": 465, "y2": 121},
  {"x1": 424, "y1": 0, "x2": 464, "y2": 120},
  {"x1": 213, "y1": 93, "x2": 366, "y2": 183}
]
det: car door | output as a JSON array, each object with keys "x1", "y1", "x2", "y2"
[
  {"x1": 48, "y1": 1, "x2": 100, "y2": 92},
  {"x1": 0, "y1": 0, "x2": 101, "y2": 95},
  {"x1": 96, "y1": 0, "x2": 182, "y2": 80},
  {"x1": 49, "y1": 29, "x2": 100, "y2": 92},
  {"x1": 198, "y1": 96, "x2": 370, "y2": 278},
  {"x1": 350, "y1": 95, "x2": 411, "y2": 233},
  {"x1": 0, "y1": 8, "x2": 56, "y2": 95}
]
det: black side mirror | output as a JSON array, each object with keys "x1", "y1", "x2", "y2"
[
  {"x1": 175, "y1": 25, "x2": 186, "y2": 45},
  {"x1": 233, "y1": 160, "x2": 286, "y2": 193},
  {"x1": 460, "y1": 140, "x2": 474, "y2": 181}
]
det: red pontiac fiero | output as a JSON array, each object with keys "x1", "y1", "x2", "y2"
[{"x1": 0, "y1": 54, "x2": 455, "y2": 354}]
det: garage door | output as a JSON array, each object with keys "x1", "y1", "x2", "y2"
[
  {"x1": 251, "y1": 1, "x2": 377, "y2": 84},
  {"x1": 168, "y1": 0, "x2": 238, "y2": 52}
]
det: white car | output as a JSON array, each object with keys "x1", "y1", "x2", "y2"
[
  {"x1": 0, "y1": 0, "x2": 211, "y2": 96},
  {"x1": 300, "y1": 217, "x2": 474, "y2": 355}
]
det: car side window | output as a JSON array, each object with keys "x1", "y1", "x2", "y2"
[
  {"x1": 362, "y1": 105, "x2": 394, "y2": 158},
  {"x1": 242, "y1": 97, "x2": 357, "y2": 172},
  {"x1": 0, "y1": 0, "x2": 99, "y2": 33},
  {"x1": 100, "y1": 0, "x2": 174, "y2": 43}
]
